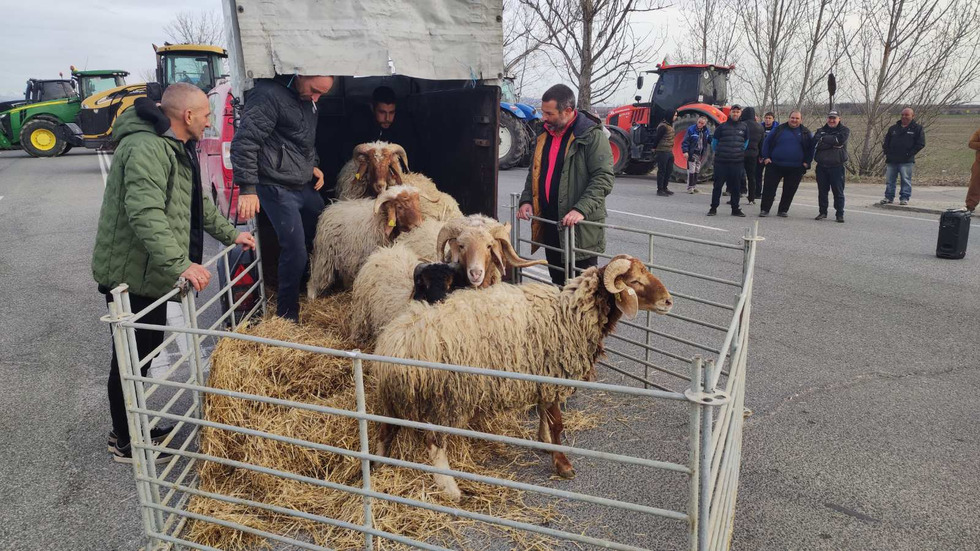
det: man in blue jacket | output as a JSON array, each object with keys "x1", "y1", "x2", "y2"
[
  {"x1": 760, "y1": 110, "x2": 813, "y2": 217},
  {"x1": 708, "y1": 105, "x2": 747, "y2": 217},
  {"x1": 681, "y1": 115, "x2": 711, "y2": 193}
]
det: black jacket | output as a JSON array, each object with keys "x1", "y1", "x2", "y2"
[
  {"x1": 882, "y1": 120, "x2": 925, "y2": 164},
  {"x1": 712, "y1": 119, "x2": 748, "y2": 164},
  {"x1": 813, "y1": 123, "x2": 850, "y2": 168},
  {"x1": 740, "y1": 107, "x2": 764, "y2": 159},
  {"x1": 231, "y1": 76, "x2": 319, "y2": 195}
]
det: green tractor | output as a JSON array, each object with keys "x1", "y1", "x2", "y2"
[{"x1": 0, "y1": 69, "x2": 128, "y2": 157}]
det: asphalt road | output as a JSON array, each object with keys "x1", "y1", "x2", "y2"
[{"x1": 1, "y1": 148, "x2": 978, "y2": 551}]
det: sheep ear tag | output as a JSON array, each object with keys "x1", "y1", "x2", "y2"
[
  {"x1": 615, "y1": 288, "x2": 638, "y2": 319},
  {"x1": 384, "y1": 207, "x2": 397, "y2": 236}
]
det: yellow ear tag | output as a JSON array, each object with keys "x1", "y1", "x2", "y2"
[
  {"x1": 615, "y1": 293, "x2": 622, "y2": 302},
  {"x1": 355, "y1": 173, "x2": 361, "y2": 180},
  {"x1": 388, "y1": 219, "x2": 396, "y2": 227}
]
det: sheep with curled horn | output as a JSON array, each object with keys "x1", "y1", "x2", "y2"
[
  {"x1": 336, "y1": 141, "x2": 409, "y2": 200},
  {"x1": 370, "y1": 255, "x2": 673, "y2": 500},
  {"x1": 349, "y1": 215, "x2": 545, "y2": 343},
  {"x1": 306, "y1": 185, "x2": 423, "y2": 297}
]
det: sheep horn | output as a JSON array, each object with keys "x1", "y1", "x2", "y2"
[
  {"x1": 373, "y1": 190, "x2": 394, "y2": 214},
  {"x1": 388, "y1": 143, "x2": 409, "y2": 172},
  {"x1": 490, "y1": 223, "x2": 547, "y2": 268},
  {"x1": 436, "y1": 223, "x2": 464, "y2": 262},
  {"x1": 376, "y1": 153, "x2": 393, "y2": 195},
  {"x1": 603, "y1": 256, "x2": 634, "y2": 293},
  {"x1": 353, "y1": 143, "x2": 376, "y2": 157}
]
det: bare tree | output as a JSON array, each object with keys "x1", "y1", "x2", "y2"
[
  {"x1": 677, "y1": 0, "x2": 741, "y2": 66},
  {"x1": 137, "y1": 68, "x2": 156, "y2": 83},
  {"x1": 790, "y1": 0, "x2": 850, "y2": 111},
  {"x1": 503, "y1": 0, "x2": 555, "y2": 97},
  {"x1": 844, "y1": 0, "x2": 980, "y2": 175},
  {"x1": 737, "y1": 0, "x2": 804, "y2": 116},
  {"x1": 521, "y1": 0, "x2": 669, "y2": 111},
  {"x1": 163, "y1": 10, "x2": 225, "y2": 46}
]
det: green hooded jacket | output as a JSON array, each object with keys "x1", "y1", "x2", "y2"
[
  {"x1": 519, "y1": 111, "x2": 615, "y2": 259},
  {"x1": 92, "y1": 108, "x2": 239, "y2": 298}
]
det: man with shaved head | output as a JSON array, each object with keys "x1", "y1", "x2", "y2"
[
  {"x1": 880, "y1": 107, "x2": 925, "y2": 206},
  {"x1": 232, "y1": 74, "x2": 335, "y2": 321},
  {"x1": 93, "y1": 82, "x2": 255, "y2": 464}
]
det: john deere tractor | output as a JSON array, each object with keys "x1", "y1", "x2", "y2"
[
  {"x1": 0, "y1": 69, "x2": 127, "y2": 157},
  {"x1": 76, "y1": 43, "x2": 228, "y2": 149}
]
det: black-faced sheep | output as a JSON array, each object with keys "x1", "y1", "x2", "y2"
[
  {"x1": 411, "y1": 262, "x2": 469, "y2": 303},
  {"x1": 349, "y1": 216, "x2": 545, "y2": 343},
  {"x1": 336, "y1": 141, "x2": 408, "y2": 200},
  {"x1": 371, "y1": 255, "x2": 673, "y2": 500},
  {"x1": 306, "y1": 185, "x2": 423, "y2": 296}
]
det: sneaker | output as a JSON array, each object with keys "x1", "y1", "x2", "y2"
[
  {"x1": 777, "y1": 212, "x2": 788, "y2": 218},
  {"x1": 111, "y1": 440, "x2": 175, "y2": 465},
  {"x1": 687, "y1": 188, "x2": 696, "y2": 194},
  {"x1": 836, "y1": 214, "x2": 845, "y2": 223},
  {"x1": 707, "y1": 208, "x2": 717, "y2": 216},
  {"x1": 815, "y1": 213, "x2": 827, "y2": 220},
  {"x1": 899, "y1": 199, "x2": 908, "y2": 206},
  {"x1": 732, "y1": 210, "x2": 746, "y2": 217},
  {"x1": 656, "y1": 190, "x2": 669, "y2": 197},
  {"x1": 759, "y1": 211, "x2": 769, "y2": 217},
  {"x1": 879, "y1": 198, "x2": 893, "y2": 205},
  {"x1": 692, "y1": 188, "x2": 701, "y2": 194},
  {"x1": 108, "y1": 426, "x2": 174, "y2": 452}
]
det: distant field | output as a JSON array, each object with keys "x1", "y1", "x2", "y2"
[{"x1": 802, "y1": 114, "x2": 980, "y2": 185}]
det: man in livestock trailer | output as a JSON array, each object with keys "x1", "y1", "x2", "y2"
[
  {"x1": 91, "y1": 83, "x2": 255, "y2": 463},
  {"x1": 516, "y1": 84, "x2": 615, "y2": 285},
  {"x1": 221, "y1": 0, "x2": 502, "y2": 294},
  {"x1": 231, "y1": 74, "x2": 335, "y2": 322},
  {"x1": 345, "y1": 86, "x2": 421, "y2": 163}
]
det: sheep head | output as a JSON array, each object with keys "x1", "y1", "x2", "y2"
[
  {"x1": 411, "y1": 262, "x2": 466, "y2": 303},
  {"x1": 373, "y1": 185, "x2": 422, "y2": 238},
  {"x1": 437, "y1": 218, "x2": 546, "y2": 288},
  {"x1": 601, "y1": 255, "x2": 672, "y2": 320},
  {"x1": 352, "y1": 141, "x2": 409, "y2": 196}
]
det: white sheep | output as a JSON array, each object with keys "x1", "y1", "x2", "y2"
[
  {"x1": 336, "y1": 141, "x2": 408, "y2": 200},
  {"x1": 306, "y1": 185, "x2": 424, "y2": 297},
  {"x1": 371, "y1": 255, "x2": 673, "y2": 500},
  {"x1": 402, "y1": 172, "x2": 464, "y2": 221}
]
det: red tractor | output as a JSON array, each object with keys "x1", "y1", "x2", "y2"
[{"x1": 605, "y1": 62, "x2": 734, "y2": 180}]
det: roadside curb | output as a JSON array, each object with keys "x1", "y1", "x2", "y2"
[{"x1": 869, "y1": 203, "x2": 957, "y2": 216}]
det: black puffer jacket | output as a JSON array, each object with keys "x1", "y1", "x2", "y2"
[
  {"x1": 882, "y1": 120, "x2": 925, "y2": 164},
  {"x1": 813, "y1": 123, "x2": 850, "y2": 167},
  {"x1": 740, "y1": 107, "x2": 764, "y2": 159},
  {"x1": 712, "y1": 119, "x2": 748, "y2": 164},
  {"x1": 231, "y1": 76, "x2": 319, "y2": 195}
]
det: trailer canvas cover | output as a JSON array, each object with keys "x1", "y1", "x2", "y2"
[{"x1": 224, "y1": 0, "x2": 504, "y2": 91}]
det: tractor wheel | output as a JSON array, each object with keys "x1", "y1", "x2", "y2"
[
  {"x1": 624, "y1": 161, "x2": 656, "y2": 175},
  {"x1": 19, "y1": 119, "x2": 67, "y2": 158},
  {"x1": 60, "y1": 144, "x2": 73, "y2": 155},
  {"x1": 498, "y1": 112, "x2": 526, "y2": 170},
  {"x1": 671, "y1": 114, "x2": 716, "y2": 183},
  {"x1": 608, "y1": 131, "x2": 630, "y2": 174}
]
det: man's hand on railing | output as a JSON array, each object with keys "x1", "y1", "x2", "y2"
[
  {"x1": 235, "y1": 232, "x2": 256, "y2": 251},
  {"x1": 517, "y1": 203, "x2": 533, "y2": 220},
  {"x1": 238, "y1": 195, "x2": 260, "y2": 221},
  {"x1": 180, "y1": 263, "x2": 212, "y2": 292},
  {"x1": 561, "y1": 209, "x2": 584, "y2": 226}
]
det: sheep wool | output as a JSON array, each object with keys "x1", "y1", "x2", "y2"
[
  {"x1": 349, "y1": 243, "x2": 421, "y2": 345},
  {"x1": 402, "y1": 173, "x2": 464, "y2": 221}
]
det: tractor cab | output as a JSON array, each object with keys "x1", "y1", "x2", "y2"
[
  {"x1": 635, "y1": 63, "x2": 731, "y2": 126},
  {"x1": 154, "y1": 44, "x2": 229, "y2": 93},
  {"x1": 24, "y1": 79, "x2": 77, "y2": 104},
  {"x1": 71, "y1": 69, "x2": 128, "y2": 100}
]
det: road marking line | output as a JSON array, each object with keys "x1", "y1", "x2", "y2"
[
  {"x1": 607, "y1": 209, "x2": 729, "y2": 232},
  {"x1": 791, "y1": 201, "x2": 945, "y2": 223},
  {"x1": 97, "y1": 150, "x2": 111, "y2": 187},
  {"x1": 0, "y1": 196, "x2": 4, "y2": 202}
]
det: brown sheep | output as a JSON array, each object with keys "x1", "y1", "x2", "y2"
[{"x1": 336, "y1": 141, "x2": 408, "y2": 200}]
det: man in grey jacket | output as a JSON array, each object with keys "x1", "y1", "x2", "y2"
[
  {"x1": 232, "y1": 74, "x2": 334, "y2": 321},
  {"x1": 812, "y1": 111, "x2": 850, "y2": 222}
]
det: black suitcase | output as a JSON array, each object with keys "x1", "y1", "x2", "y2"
[{"x1": 936, "y1": 209, "x2": 971, "y2": 259}]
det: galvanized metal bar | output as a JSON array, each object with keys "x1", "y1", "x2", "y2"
[
  {"x1": 571, "y1": 247, "x2": 743, "y2": 288},
  {"x1": 135, "y1": 329, "x2": 182, "y2": 370},
  {"x1": 204, "y1": 279, "x2": 263, "y2": 331},
  {"x1": 576, "y1": 219, "x2": 744, "y2": 250},
  {"x1": 130, "y1": 397, "x2": 691, "y2": 476},
  {"x1": 606, "y1": 331, "x2": 695, "y2": 365},
  {"x1": 139, "y1": 477, "x2": 452, "y2": 551},
  {"x1": 194, "y1": 255, "x2": 261, "y2": 317},
  {"x1": 516, "y1": 237, "x2": 565, "y2": 254},
  {"x1": 645, "y1": 233, "x2": 654, "y2": 387},
  {"x1": 688, "y1": 356, "x2": 703, "y2": 551},
  {"x1": 709, "y1": 361, "x2": 746, "y2": 551},
  {"x1": 353, "y1": 357, "x2": 373, "y2": 551},
  {"x1": 221, "y1": 251, "x2": 237, "y2": 330},
  {"x1": 666, "y1": 311, "x2": 730, "y2": 332},
  {"x1": 143, "y1": 348, "x2": 192, "y2": 399},
  {"x1": 604, "y1": 347, "x2": 691, "y2": 382},
  {"x1": 596, "y1": 360, "x2": 673, "y2": 392},
  {"x1": 121, "y1": 324, "x2": 690, "y2": 402},
  {"x1": 253, "y1": 226, "x2": 267, "y2": 317},
  {"x1": 200, "y1": 240, "x2": 242, "y2": 269},
  {"x1": 668, "y1": 290, "x2": 736, "y2": 311},
  {"x1": 147, "y1": 532, "x2": 224, "y2": 551},
  {"x1": 138, "y1": 444, "x2": 677, "y2": 550},
  {"x1": 520, "y1": 272, "x2": 555, "y2": 285},
  {"x1": 698, "y1": 359, "x2": 713, "y2": 551},
  {"x1": 126, "y1": 286, "x2": 181, "y2": 321},
  {"x1": 183, "y1": 288, "x2": 206, "y2": 432},
  {"x1": 618, "y1": 319, "x2": 722, "y2": 355},
  {"x1": 563, "y1": 224, "x2": 571, "y2": 282},
  {"x1": 510, "y1": 192, "x2": 521, "y2": 283}
]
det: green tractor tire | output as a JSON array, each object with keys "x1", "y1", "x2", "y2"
[{"x1": 19, "y1": 118, "x2": 68, "y2": 158}]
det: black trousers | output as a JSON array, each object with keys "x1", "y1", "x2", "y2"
[
  {"x1": 711, "y1": 162, "x2": 744, "y2": 210},
  {"x1": 816, "y1": 165, "x2": 846, "y2": 216},
  {"x1": 755, "y1": 159, "x2": 765, "y2": 197},
  {"x1": 743, "y1": 157, "x2": 759, "y2": 202},
  {"x1": 761, "y1": 165, "x2": 806, "y2": 214},
  {"x1": 105, "y1": 293, "x2": 168, "y2": 445},
  {"x1": 656, "y1": 151, "x2": 673, "y2": 191},
  {"x1": 541, "y1": 222, "x2": 598, "y2": 285},
  {"x1": 256, "y1": 183, "x2": 325, "y2": 321}
]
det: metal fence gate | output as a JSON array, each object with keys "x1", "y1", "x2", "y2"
[{"x1": 104, "y1": 202, "x2": 760, "y2": 551}]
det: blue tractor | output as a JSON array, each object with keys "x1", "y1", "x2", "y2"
[{"x1": 498, "y1": 78, "x2": 542, "y2": 170}]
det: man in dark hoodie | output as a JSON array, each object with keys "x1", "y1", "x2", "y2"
[
  {"x1": 232, "y1": 74, "x2": 334, "y2": 321},
  {"x1": 740, "y1": 107, "x2": 764, "y2": 205},
  {"x1": 812, "y1": 111, "x2": 850, "y2": 222},
  {"x1": 758, "y1": 112, "x2": 778, "y2": 197},
  {"x1": 879, "y1": 107, "x2": 926, "y2": 206},
  {"x1": 92, "y1": 83, "x2": 255, "y2": 463},
  {"x1": 518, "y1": 84, "x2": 615, "y2": 284},
  {"x1": 708, "y1": 104, "x2": 748, "y2": 217}
]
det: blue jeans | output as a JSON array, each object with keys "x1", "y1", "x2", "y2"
[
  {"x1": 256, "y1": 184, "x2": 325, "y2": 321},
  {"x1": 884, "y1": 163, "x2": 913, "y2": 201}
]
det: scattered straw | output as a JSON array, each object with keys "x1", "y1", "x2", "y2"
[{"x1": 185, "y1": 292, "x2": 606, "y2": 550}]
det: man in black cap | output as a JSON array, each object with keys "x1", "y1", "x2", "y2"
[
  {"x1": 812, "y1": 111, "x2": 850, "y2": 222},
  {"x1": 708, "y1": 104, "x2": 748, "y2": 217}
]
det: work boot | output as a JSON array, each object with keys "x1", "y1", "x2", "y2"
[
  {"x1": 759, "y1": 211, "x2": 769, "y2": 217},
  {"x1": 732, "y1": 209, "x2": 746, "y2": 217},
  {"x1": 707, "y1": 207, "x2": 717, "y2": 216},
  {"x1": 815, "y1": 213, "x2": 827, "y2": 220},
  {"x1": 665, "y1": 189, "x2": 675, "y2": 196},
  {"x1": 656, "y1": 190, "x2": 669, "y2": 197},
  {"x1": 836, "y1": 214, "x2": 845, "y2": 223},
  {"x1": 777, "y1": 211, "x2": 788, "y2": 217}
]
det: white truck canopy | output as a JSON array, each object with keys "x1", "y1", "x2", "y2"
[{"x1": 223, "y1": 0, "x2": 504, "y2": 94}]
